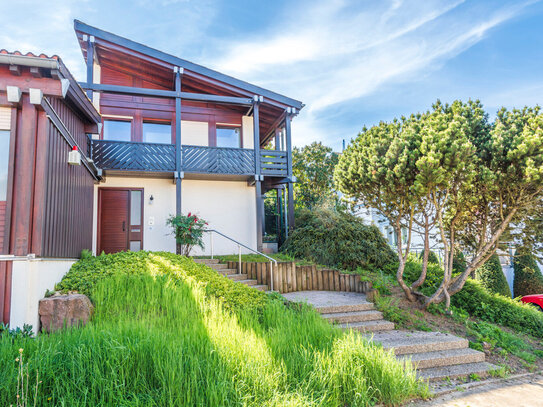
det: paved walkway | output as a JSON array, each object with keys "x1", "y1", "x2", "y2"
[
  {"x1": 412, "y1": 374, "x2": 543, "y2": 407},
  {"x1": 283, "y1": 290, "x2": 368, "y2": 307}
]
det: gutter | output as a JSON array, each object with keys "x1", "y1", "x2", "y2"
[{"x1": 0, "y1": 54, "x2": 59, "y2": 70}]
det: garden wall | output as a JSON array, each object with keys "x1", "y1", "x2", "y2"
[{"x1": 227, "y1": 261, "x2": 371, "y2": 294}]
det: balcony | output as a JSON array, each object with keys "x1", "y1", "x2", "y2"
[{"x1": 89, "y1": 139, "x2": 288, "y2": 178}]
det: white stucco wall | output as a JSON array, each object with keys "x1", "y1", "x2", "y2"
[
  {"x1": 10, "y1": 258, "x2": 76, "y2": 330},
  {"x1": 92, "y1": 177, "x2": 257, "y2": 256},
  {"x1": 181, "y1": 120, "x2": 208, "y2": 146},
  {"x1": 242, "y1": 115, "x2": 254, "y2": 149}
]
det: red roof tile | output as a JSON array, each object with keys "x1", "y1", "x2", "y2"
[{"x1": 0, "y1": 49, "x2": 59, "y2": 60}]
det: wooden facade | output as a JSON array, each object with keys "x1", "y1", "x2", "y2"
[
  {"x1": 0, "y1": 52, "x2": 101, "y2": 323},
  {"x1": 74, "y1": 20, "x2": 302, "y2": 251}
]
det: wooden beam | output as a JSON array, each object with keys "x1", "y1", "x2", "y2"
[
  {"x1": 8, "y1": 65, "x2": 20, "y2": 76},
  {"x1": 0, "y1": 75, "x2": 65, "y2": 97},
  {"x1": 78, "y1": 82, "x2": 254, "y2": 105},
  {"x1": 29, "y1": 67, "x2": 41, "y2": 78},
  {"x1": 86, "y1": 37, "x2": 95, "y2": 100}
]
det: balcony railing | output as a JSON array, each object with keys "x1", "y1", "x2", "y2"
[{"x1": 89, "y1": 139, "x2": 288, "y2": 177}]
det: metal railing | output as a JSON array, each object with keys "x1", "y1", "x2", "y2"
[{"x1": 204, "y1": 229, "x2": 277, "y2": 291}]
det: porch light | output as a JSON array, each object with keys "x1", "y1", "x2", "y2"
[
  {"x1": 149, "y1": 195, "x2": 154, "y2": 204},
  {"x1": 68, "y1": 146, "x2": 81, "y2": 166}
]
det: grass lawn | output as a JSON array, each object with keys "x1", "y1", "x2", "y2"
[{"x1": 0, "y1": 252, "x2": 427, "y2": 406}]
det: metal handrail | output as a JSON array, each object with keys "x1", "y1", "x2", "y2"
[{"x1": 203, "y1": 229, "x2": 276, "y2": 291}]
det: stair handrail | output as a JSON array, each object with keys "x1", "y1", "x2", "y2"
[{"x1": 203, "y1": 229, "x2": 276, "y2": 291}]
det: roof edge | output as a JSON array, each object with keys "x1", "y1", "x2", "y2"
[{"x1": 74, "y1": 19, "x2": 303, "y2": 110}]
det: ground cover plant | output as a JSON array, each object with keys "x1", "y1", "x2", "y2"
[{"x1": 1, "y1": 252, "x2": 427, "y2": 406}]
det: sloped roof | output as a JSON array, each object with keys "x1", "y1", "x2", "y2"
[{"x1": 74, "y1": 20, "x2": 303, "y2": 110}]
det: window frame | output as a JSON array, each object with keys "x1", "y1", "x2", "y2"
[
  {"x1": 101, "y1": 118, "x2": 133, "y2": 142},
  {"x1": 142, "y1": 119, "x2": 174, "y2": 144},
  {"x1": 215, "y1": 124, "x2": 243, "y2": 148}
]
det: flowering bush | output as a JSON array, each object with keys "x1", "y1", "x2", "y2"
[{"x1": 167, "y1": 212, "x2": 208, "y2": 256}]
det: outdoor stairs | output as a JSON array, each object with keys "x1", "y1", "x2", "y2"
[
  {"x1": 316, "y1": 300, "x2": 499, "y2": 382},
  {"x1": 194, "y1": 259, "x2": 268, "y2": 291}
]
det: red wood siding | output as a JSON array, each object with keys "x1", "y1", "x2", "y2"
[
  {"x1": 0, "y1": 261, "x2": 12, "y2": 324},
  {"x1": 41, "y1": 97, "x2": 94, "y2": 258},
  {"x1": 0, "y1": 202, "x2": 6, "y2": 255}
]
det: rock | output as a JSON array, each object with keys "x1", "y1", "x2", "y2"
[{"x1": 39, "y1": 294, "x2": 93, "y2": 333}]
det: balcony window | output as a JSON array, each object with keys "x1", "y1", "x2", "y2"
[
  {"x1": 143, "y1": 122, "x2": 172, "y2": 144},
  {"x1": 216, "y1": 126, "x2": 241, "y2": 148},
  {"x1": 0, "y1": 130, "x2": 10, "y2": 200},
  {"x1": 103, "y1": 120, "x2": 131, "y2": 142}
]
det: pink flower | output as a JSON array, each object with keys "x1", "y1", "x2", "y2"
[{"x1": 188, "y1": 212, "x2": 192, "y2": 217}]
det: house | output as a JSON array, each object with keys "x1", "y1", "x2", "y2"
[{"x1": 0, "y1": 20, "x2": 302, "y2": 329}]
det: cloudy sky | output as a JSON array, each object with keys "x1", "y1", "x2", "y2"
[{"x1": 2, "y1": 0, "x2": 543, "y2": 149}]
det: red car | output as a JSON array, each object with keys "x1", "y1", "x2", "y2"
[{"x1": 521, "y1": 294, "x2": 543, "y2": 311}]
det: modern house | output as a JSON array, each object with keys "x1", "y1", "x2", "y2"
[{"x1": 0, "y1": 20, "x2": 302, "y2": 328}]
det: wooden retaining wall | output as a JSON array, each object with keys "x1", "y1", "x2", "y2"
[{"x1": 226, "y1": 261, "x2": 371, "y2": 294}]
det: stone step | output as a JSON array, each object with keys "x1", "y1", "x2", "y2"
[
  {"x1": 253, "y1": 285, "x2": 268, "y2": 291},
  {"x1": 399, "y1": 348, "x2": 486, "y2": 370},
  {"x1": 238, "y1": 279, "x2": 258, "y2": 286},
  {"x1": 418, "y1": 362, "x2": 499, "y2": 382},
  {"x1": 315, "y1": 303, "x2": 375, "y2": 314},
  {"x1": 339, "y1": 319, "x2": 395, "y2": 332},
  {"x1": 220, "y1": 269, "x2": 240, "y2": 275},
  {"x1": 208, "y1": 263, "x2": 229, "y2": 270},
  {"x1": 193, "y1": 258, "x2": 219, "y2": 264},
  {"x1": 322, "y1": 310, "x2": 383, "y2": 323},
  {"x1": 366, "y1": 331, "x2": 469, "y2": 355},
  {"x1": 227, "y1": 273, "x2": 248, "y2": 281}
]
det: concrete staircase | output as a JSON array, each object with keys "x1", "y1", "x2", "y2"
[
  {"x1": 308, "y1": 294, "x2": 498, "y2": 382},
  {"x1": 194, "y1": 259, "x2": 268, "y2": 291}
]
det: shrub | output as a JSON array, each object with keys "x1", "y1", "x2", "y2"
[
  {"x1": 476, "y1": 254, "x2": 511, "y2": 297},
  {"x1": 281, "y1": 207, "x2": 395, "y2": 270},
  {"x1": 452, "y1": 250, "x2": 467, "y2": 275},
  {"x1": 451, "y1": 279, "x2": 543, "y2": 338},
  {"x1": 166, "y1": 213, "x2": 208, "y2": 256},
  {"x1": 419, "y1": 250, "x2": 440, "y2": 265},
  {"x1": 513, "y1": 248, "x2": 543, "y2": 297}
]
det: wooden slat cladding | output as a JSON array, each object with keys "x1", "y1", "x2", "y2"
[
  {"x1": 41, "y1": 98, "x2": 94, "y2": 258},
  {"x1": 48, "y1": 97, "x2": 89, "y2": 156},
  {"x1": 0, "y1": 202, "x2": 6, "y2": 254},
  {"x1": 0, "y1": 261, "x2": 12, "y2": 324}
]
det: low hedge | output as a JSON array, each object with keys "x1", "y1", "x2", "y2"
[
  {"x1": 513, "y1": 249, "x2": 543, "y2": 297},
  {"x1": 451, "y1": 279, "x2": 543, "y2": 338},
  {"x1": 476, "y1": 254, "x2": 511, "y2": 297},
  {"x1": 282, "y1": 207, "x2": 395, "y2": 270},
  {"x1": 57, "y1": 251, "x2": 269, "y2": 313}
]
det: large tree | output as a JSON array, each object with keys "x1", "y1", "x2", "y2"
[
  {"x1": 292, "y1": 142, "x2": 339, "y2": 209},
  {"x1": 335, "y1": 100, "x2": 543, "y2": 308}
]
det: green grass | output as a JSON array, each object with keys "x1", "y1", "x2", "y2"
[{"x1": 0, "y1": 252, "x2": 427, "y2": 406}]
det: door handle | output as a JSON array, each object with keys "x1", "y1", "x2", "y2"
[{"x1": 122, "y1": 221, "x2": 126, "y2": 232}]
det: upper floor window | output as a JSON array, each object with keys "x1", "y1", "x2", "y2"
[
  {"x1": 0, "y1": 130, "x2": 10, "y2": 201},
  {"x1": 216, "y1": 126, "x2": 241, "y2": 148},
  {"x1": 143, "y1": 121, "x2": 172, "y2": 144},
  {"x1": 103, "y1": 119, "x2": 131, "y2": 142}
]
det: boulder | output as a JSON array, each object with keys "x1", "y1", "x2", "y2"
[{"x1": 39, "y1": 293, "x2": 93, "y2": 333}]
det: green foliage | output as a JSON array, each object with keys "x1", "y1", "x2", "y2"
[
  {"x1": 402, "y1": 258, "x2": 446, "y2": 296},
  {"x1": 418, "y1": 250, "x2": 440, "y2": 265},
  {"x1": 451, "y1": 279, "x2": 543, "y2": 338},
  {"x1": 211, "y1": 253, "x2": 295, "y2": 263},
  {"x1": 452, "y1": 251, "x2": 467, "y2": 275},
  {"x1": 476, "y1": 254, "x2": 511, "y2": 297},
  {"x1": 56, "y1": 251, "x2": 268, "y2": 313},
  {"x1": 292, "y1": 142, "x2": 340, "y2": 209},
  {"x1": 282, "y1": 207, "x2": 396, "y2": 270},
  {"x1": 1, "y1": 254, "x2": 426, "y2": 406},
  {"x1": 166, "y1": 213, "x2": 208, "y2": 256},
  {"x1": 513, "y1": 248, "x2": 543, "y2": 297},
  {"x1": 80, "y1": 249, "x2": 93, "y2": 260},
  {"x1": 0, "y1": 323, "x2": 33, "y2": 339},
  {"x1": 374, "y1": 296, "x2": 432, "y2": 331}
]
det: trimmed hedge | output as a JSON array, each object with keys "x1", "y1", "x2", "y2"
[
  {"x1": 513, "y1": 249, "x2": 543, "y2": 297},
  {"x1": 57, "y1": 251, "x2": 268, "y2": 313},
  {"x1": 451, "y1": 279, "x2": 543, "y2": 338},
  {"x1": 281, "y1": 207, "x2": 395, "y2": 270},
  {"x1": 476, "y1": 254, "x2": 511, "y2": 297}
]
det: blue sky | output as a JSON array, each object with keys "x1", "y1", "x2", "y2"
[{"x1": 2, "y1": 0, "x2": 543, "y2": 150}]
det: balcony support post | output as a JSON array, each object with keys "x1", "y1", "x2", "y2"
[
  {"x1": 253, "y1": 96, "x2": 263, "y2": 252},
  {"x1": 285, "y1": 110, "x2": 295, "y2": 232},
  {"x1": 175, "y1": 67, "x2": 183, "y2": 254}
]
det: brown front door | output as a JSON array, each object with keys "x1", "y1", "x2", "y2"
[{"x1": 98, "y1": 188, "x2": 143, "y2": 254}]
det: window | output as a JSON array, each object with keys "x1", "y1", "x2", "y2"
[
  {"x1": 143, "y1": 122, "x2": 172, "y2": 144},
  {"x1": 0, "y1": 130, "x2": 10, "y2": 200},
  {"x1": 103, "y1": 120, "x2": 131, "y2": 142},
  {"x1": 216, "y1": 126, "x2": 241, "y2": 148}
]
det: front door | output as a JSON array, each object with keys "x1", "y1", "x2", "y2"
[{"x1": 98, "y1": 188, "x2": 143, "y2": 254}]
